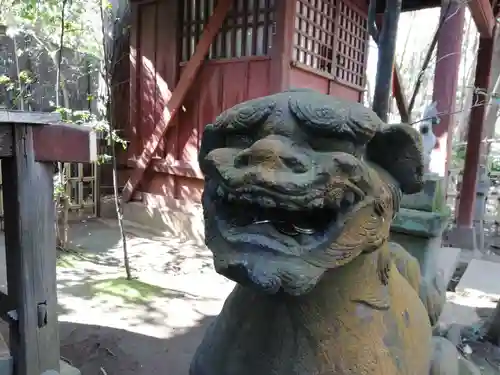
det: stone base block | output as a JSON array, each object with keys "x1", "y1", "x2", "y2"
[
  {"x1": 0, "y1": 333, "x2": 11, "y2": 375},
  {"x1": 438, "y1": 259, "x2": 500, "y2": 329},
  {"x1": 444, "y1": 225, "x2": 478, "y2": 251},
  {"x1": 60, "y1": 360, "x2": 81, "y2": 375},
  {"x1": 435, "y1": 247, "x2": 461, "y2": 287}
]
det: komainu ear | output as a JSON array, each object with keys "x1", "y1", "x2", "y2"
[
  {"x1": 198, "y1": 124, "x2": 224, "y2": 175},
  {"x1": 366, "y1": 124, "x2": 424, "y2": 194}
]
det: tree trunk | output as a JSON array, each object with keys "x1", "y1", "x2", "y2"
[{"x1": 100, "y1": 0, "x2": 132, "y2": 280}]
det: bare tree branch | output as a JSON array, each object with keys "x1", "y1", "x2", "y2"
[{"x1": 407, "y1": 1, "x2": 454, "y2": 115}]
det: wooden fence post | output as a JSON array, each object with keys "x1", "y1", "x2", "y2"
[
  {"x1": 2, "y1": 124, "x2": 59, "y2": 374},
  {"x1": 0, "y1": 110, "x2": 97, "y2": 375}
]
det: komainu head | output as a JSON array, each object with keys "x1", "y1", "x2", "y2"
[{"x1": 198, "y1": 89, "x2": 424, "y2": 296}]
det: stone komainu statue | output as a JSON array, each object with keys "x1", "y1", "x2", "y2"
[{"x1": 190, "y1": 89, "x2": 454, "y2": 374}]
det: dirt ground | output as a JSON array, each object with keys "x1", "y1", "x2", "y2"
[{"x1": 0, "y1": 219, "x2": 234, "y2": 375}]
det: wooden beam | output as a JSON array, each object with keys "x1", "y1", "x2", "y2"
[
  {"x1": 127, "y1": 157, "x2": 203, "y2": 179},
  {"x1": 0, "y1": 111, "x2": 98, "y2": 163},
  {"x1": 0, "y1": 125, "x2": 13, "y2": 157},
  {"x1": 122, "y1": 0, "x2": 233, "y2": 202},
  {"x1": 32, "y1": 123, "x2": 97, "y2": 163},
  {"x1": 0, "y1": 110, "x2": 60, "y2": 125},
  {"x1": 469, "y1": 0, "x2": 495, "y2": 38}
]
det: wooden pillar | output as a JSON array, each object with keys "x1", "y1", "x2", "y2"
[
  {"x1": 457, "y1": 36, "x2": 495, "y2": 227},
  {"x1": 430, "y1": 4, "x2": 465, "y2": 178},
  {"x1": 0, "y1": 110, "x2": 97, "y2": 375},
  {"x1": 269, "y1": 0, "x2": 295, "y2": 92},
  {"x1": 3, "y1": 124, "x2": 59, "y2": 375},
  {"x1": 372, "y1": 0, "x2": 402, "y2": 122}
]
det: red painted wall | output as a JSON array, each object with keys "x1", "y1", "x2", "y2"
[
  {"x1": 131, "y1": 48, "x2": 272, "y2": 203},
  {"x1": 127, "y1": 0, "x2": 367, "y2": 206},
  {"x1": 290, "y1": 65, "x2": 362, "y2": 102}
]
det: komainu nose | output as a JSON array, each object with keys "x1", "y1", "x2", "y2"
[{"x1": 233, "y1": 137, "x2": 308, "y2": 174}]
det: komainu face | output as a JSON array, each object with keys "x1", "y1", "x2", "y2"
[{"x1": 199, "y1": 89, "x2": 424, "y2": 296}]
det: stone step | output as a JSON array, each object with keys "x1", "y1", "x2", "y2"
[
  {"x1": 0, "y1": 348, "x2": 78, "y2": 375},
  {"x1": 434, "y1": 246, "x2": 461, "y2": 287},
  {"x1": 0, "y1": 332, "x2": 11, "y2": 375},
  {"x1": 438, "y1": 259, "x2": 500, "y2": 329},
  {"x1": 60, "y1": 360, "x2": 80, "y2": 375}
]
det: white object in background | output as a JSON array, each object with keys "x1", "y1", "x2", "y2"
[{"x1": 415, "y1": 102, "x2": 439, "y2": 173}]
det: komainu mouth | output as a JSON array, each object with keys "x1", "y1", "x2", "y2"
[{"x1": 198, "y1": 89, "x2": 423, "y2": 296}]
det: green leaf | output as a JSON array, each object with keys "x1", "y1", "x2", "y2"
[{"x1": 0, "y1": 75, "x2": 11, "y2": 85}]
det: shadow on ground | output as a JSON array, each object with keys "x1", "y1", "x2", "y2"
[
  {"x1": 59, "y1": 317, "x2": 215, "y2": 375},
  {"x1": 0, "y1": 316, "x2": 215, "y2": 375}
]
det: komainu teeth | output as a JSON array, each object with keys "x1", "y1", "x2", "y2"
[
  {"x1": 292, "y1": 224, "x2": 315, "y2": 234},
  {"x1": 276, "y1": 222, "x2": 300, "y2": 236},
  {"x1": 227, "y1": 193, "x2": 236, "y2": 201}
]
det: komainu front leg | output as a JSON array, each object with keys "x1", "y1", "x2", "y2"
[
  {"x1": 388, "y1": 242, "x2": 421, "y2": 292},
  {"x1": 388, "y1": 242, "x2": 445, "y2": 327}
]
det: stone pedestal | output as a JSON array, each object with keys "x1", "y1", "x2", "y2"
[
  {"x1": 390, "y1": 173, "x2": 450, "y2": 275},
  {"x1": 446, "y1": 164, "x2": 490, "y2": 251},
  {"x1": 391, "y1": 208, "x2": 449, "y2": 277},
  {"x1": 390, "y1": 173, "x2": 453, "y2": 324}
]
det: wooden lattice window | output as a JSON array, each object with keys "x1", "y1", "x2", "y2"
[
  {"x1": 181, "y1": 0, "x2": 276, "y2": 62},
  {"x1": 294, "y1": 0, "x2": 337, "y2": 74},
  {"x1": 293, "y1": 0, "x2": 368, "y2": 89},
  {"x1": 335, "y1": 1, "x2": 367, "y2": 87}
]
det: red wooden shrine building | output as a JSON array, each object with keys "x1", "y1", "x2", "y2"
[{"x1": 113, "y1": 0, "x2": 499, "y2": 246}]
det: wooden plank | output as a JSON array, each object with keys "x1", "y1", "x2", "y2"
[
  {"x1": 32, "y1": 123, "x2": 97, "y2": 163},
  {"x1": 127, "y1": 157, "x2": 203, "y2": 179},
  {"x1": 154, "y1": 0, "x2": 179, "y2": 158},
  {"x1": 122, "y1": 0, "x2": 233, "y2": 202},
  {"x1": 2, "y1": 124, "x2": 60, "y2": 375},
  {"x1": 0, "y1": 110, "x2": 61, "y2": 125},
  {"x1": 0, "y1": 125, "x2": 12, "y2": 157},
  {"x1": 129, "y1": 0, "x2": 140, "y2": 159},
  {"x1": 468, "y1": 0, "x2": 495, "y2": 38}
]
